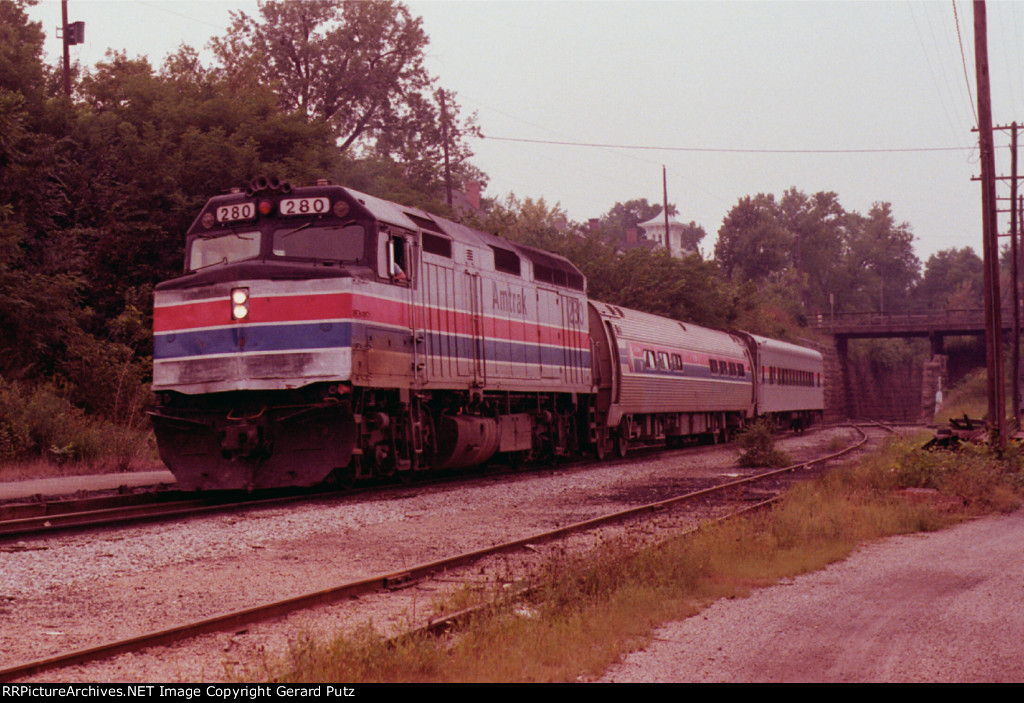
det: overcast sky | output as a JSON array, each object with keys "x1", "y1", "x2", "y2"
[{"x1": 26, "y1": 1, "x2": 1024, "y2": 262}]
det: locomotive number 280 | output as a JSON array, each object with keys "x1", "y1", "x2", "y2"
[{"x1": 280, "y1": 197, "x2": 329, "y2": 216}]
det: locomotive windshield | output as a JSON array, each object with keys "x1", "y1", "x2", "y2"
[
  {"x1": 272, "y1": 223, "x2": 365, "y2": 262},
  {"x1": 186, "y1": 222, "x2": 367, "y2": 272},
  {"x1": 188, "y1": 231, "x2": 261, "y2": 271}
]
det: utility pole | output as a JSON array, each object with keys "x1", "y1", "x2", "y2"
[
  {"x1": 439, "y1": 89, "x2": 452, "y2": 208},
  {"x1": 976, "y1": 121, "x2": 1024, "y2": 426},
  {"x1": 62, "y1": 0, "x2": 71, "y2": 96},
  {"x1": 61, "y1": 0, "x2": 84, "y2": 97},
  {"x1": 1012, "y1": 123, "x2": 1020, "y2": 426},
  {"x1": 974, "y1": 0, "x2": 1007, "y2": 448},
  {"x1": 662, "y1": 166, "x2": 670, "y2": 257}
]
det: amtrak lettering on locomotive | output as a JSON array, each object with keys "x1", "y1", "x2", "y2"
[{"x1": 151, "y1": 178, "x2": 823, "y2": 491}]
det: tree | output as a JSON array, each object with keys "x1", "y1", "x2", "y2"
[
  {"x1": 914, "y1": 247, "x2": 984, "y2": 310},
  {"x1": 595, "y1": 198, "x2": 709, "y2": 254},
  {"x1": 715, "y1": 193, "x2": 793, "y2": 281},
  {"x1": 676, "y1": 220, "x2": 708, "y2": 254},
  {"x1": 0, "y1": 0, "x2": 46, "y2": 112},
  {"x1": 211, "y1": 0, "x2": 480, "y2": 190},
  {"x1": 602, "y1": 198, "x2": 673, "y2": 233},
  {"x1": 214, "y1": 1, "x2": 427, "y2": 137},
  {"x1": 839, "y1": 203, "x2": 921, "y2": 313},
  {"x1": 715, "y1": 189, "x2": 922, "y2": 316},
  {"x1": 775, "y1": 189, "x2": 848, "y2": 313}
]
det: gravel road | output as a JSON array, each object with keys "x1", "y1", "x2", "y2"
[{"x1": 602, "y1": 505, "x2": 1024, "y2": 682}]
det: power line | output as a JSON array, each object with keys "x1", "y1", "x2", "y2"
[
  {"x1": 952, "y1": 0, "x2": 979, "y2": 126},
  {"x1": 481, "y1": 135, "x2": 973, "y2": 155}
]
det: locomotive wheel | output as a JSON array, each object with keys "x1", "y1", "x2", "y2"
[
  {"x1": 614, "y1": 430, "x2": 628, "y2": 458},
  {"x1": 594, "y1": 430, "x2": 610, "y2": 460},
  {"x1": 507, "y1": 450, "x2": 529, "y2": 470},
  {"x1": 373, "y1": 442, "x2": 397, "y2": 478},
  {"x1": 329, "y1": 461, "x2": 358, "y2": 490}
]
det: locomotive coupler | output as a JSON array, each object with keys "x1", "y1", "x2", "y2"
[{"x1": 220, "y1": 421, "x2": 265, "y2": 458}]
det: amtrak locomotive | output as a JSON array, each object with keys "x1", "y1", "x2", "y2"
[{"x1": 150, "y1": 179, "x2": 824, "y2": 491}]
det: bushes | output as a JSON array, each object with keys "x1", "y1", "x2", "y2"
[
  {"x1": 888, "y1": 438, "x2": 1023, "y2": 512},
  {"x1": 737, "y1": 419, "x2": 791, "y2": 468},
  {"x1": 0, "y1": 377, "x2": 153, "y2": 473},
  {"x1": 0, "y1": 379, "x2": 106, "y2": 463}
]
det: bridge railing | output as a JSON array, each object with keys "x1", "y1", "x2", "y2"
[{"x1": 808, "y1": 307, "x2": 1012, "y2": 333}]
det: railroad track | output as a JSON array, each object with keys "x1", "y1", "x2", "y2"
[
  {"x1": 0, "y1": 426, "x2": 832, "y2": 540},
  {"x1": 0, "y1": 424, "x2": 878, "y2": 682},
  {"x1": 0, "y1": 488, "x2": 349, "y2": 540}
]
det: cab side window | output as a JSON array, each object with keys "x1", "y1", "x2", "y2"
[{"x1": 388, "y1": 235, "x2": 409, "y2": 283}]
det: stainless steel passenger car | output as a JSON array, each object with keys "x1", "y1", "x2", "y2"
[
  {"x1": 588, "y1": 302, "x2": 756, "y2": 456},
  {"x1": 742, "y1": 334, "x2": 824, "y2": 430}
]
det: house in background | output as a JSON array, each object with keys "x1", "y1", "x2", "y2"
[{"x1": 636, "y1": 213, "x2": 700, "y2": 257}]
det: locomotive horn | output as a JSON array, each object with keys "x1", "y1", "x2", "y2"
[
  {"x1": 251, "y1": 176, "x2": 270, "y2": 193},
  {"x1": 267, "y1": 176, "x2": 281, "y2": 191},
  {"x1": 280, "y1": 181, "x2": 293, "y2": 194}
]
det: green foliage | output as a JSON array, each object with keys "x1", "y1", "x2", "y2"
[
  {"x1": 211, "y1": 0, "x2": 481, "y2": 195},
  {"x1": 737, "y1": 419, "x2": 791, "y2": 468},
  {"x1": 715, "y1": 188, "x2": 921, "y2": 316},
  {"x1": 849, "y1": 337, "x2": 925, "y2": 372},
  {"x1": 715, "y1": 192, "x2": 793, "y2": 281},
  {"x1": 0, "y1": 0, "x2": 46, "y2": 112},
  {"x1": 935, "y1": 368, "x2": 988, "y2": 424},
  {"x1": 913, "y1": 247, "x2": 984, "y2": 310},
  {"x1": 0, "y1": 379, "x2": 106, "y2": 463},
  {"x1": 841, "y1": 202, "x2": 921, "y2": 313},
  {"x1": 883, "y1": 438, "x2": 1023, "y2": 512}
]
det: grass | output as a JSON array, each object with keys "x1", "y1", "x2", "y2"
[
  {"x1": 253, "y1": 434, "x2": 1024, "y2": 683},
  {"x1": 0, "y1": 446, "x2": 164, "y2": 483},
  {"x1": 935, "y1": 369, "x2": 989, "y2": 424}
]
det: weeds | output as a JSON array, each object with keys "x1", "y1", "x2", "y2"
[
  {"x1": 736, "y1": 418, "x2": 791, "y2": 468},
  {"x1": 0, "y1": 377, "x2": 158, "y2": 479}
]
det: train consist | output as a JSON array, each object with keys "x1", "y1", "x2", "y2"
[{"x1": 150, "y1": 179, "x2": 824, "y2": 491}]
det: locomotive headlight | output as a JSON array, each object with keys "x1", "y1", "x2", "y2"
[{"x1": 231, "y1": 287, "x2": 250, "y2": 320}]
